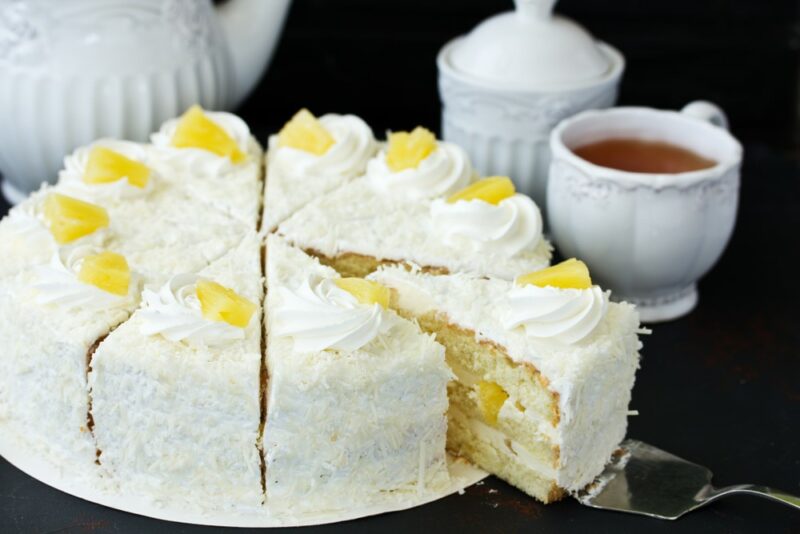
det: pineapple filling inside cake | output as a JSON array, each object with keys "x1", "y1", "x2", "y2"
[{"x1": 371, "y1": 259, "x2": 642, "y2": 503}]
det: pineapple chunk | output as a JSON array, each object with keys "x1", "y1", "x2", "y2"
[
  {"x1": 516, "y1": 258, "x2": 592, "y2": 290},
  {"x1": 477, "y1": 381, "x2": 509, "y2": 426},
  {"x1": 171, "y1": 105, "x2": 246, "y2": 163},
  {"x1": 447, "y1": 176, "x2": 515, "y2": 205},
  {"x1": 43, "y1": 193, "x2": 109, "y2": 245},
  {"x1": 77, "y1": 251, "x2": 131, "y2": 296},
  {"x1": 277, "y1": 108, "x2": 335, "y2": 155},
  {"x1": 196, "y1": 280, "x2": 256, "y2": 328},
  {"x1": 334, "y1": 278, "x2": 390, "y2": 308},
  {"x1": 385, "y1": 126, "x2": 437, "y2": 172},
  {"x1": 83, "y1": 146, "x2": 150, "y2": 188}
]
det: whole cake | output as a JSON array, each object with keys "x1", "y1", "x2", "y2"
[{"x1": 0, "y1": 106, "x2": 643, "y2": 518}]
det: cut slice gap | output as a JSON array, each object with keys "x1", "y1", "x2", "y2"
[{"x1": 308, "y1": 249, "x2": 449, "y2": 279}]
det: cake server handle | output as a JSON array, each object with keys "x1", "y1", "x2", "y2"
[{"x1": 701, "y1": 484, "x2": 800, "y2": 511}]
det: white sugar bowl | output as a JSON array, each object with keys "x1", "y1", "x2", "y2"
[{"x1": 437, "y1": 0, "x2": 624, "y2": 215}]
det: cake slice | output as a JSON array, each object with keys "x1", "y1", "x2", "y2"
[
  {"x1": 0, "y1": 244, "x2": 140, "y2": 471},
  {"x1": 88, "y1": 231, "x2": 263, "y2": 511},
  {"x1": 262, "y1": 109, "x2": 377, "y2": 231},
  {"x1": 278, "y1": 172, "x2": 552, "y2": 279},
  {"x1": 263, "y1": 234, "x2": 451, "y2": 513},
  {"x1": 370, "y1": 260, "x2": 642, "y2": 502},
  {"x1": 150, "y1": 105, "x2": 264, "y2": 227}
]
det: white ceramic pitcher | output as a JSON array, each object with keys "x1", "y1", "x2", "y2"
[{"x1": 0, "y1": 0, "x2": 291, "y2": 203}]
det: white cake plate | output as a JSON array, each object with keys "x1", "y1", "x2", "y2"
[{"x1": 0, "y1": 426, "x2": 488, "y2": 528}]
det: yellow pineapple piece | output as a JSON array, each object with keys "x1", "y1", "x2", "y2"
[
  {"x1": 516, "y1": 258, "x2": 592, "y2": 290},
  {"x1": 477, "y1": 381, "x2": 509, "y2": 426},
  {"x1": 447, "y1": 176, "x2": 515, "y2": 205},
  {"x1": 43, "y1": 193, "x2": 109, "y2": 245},
  {"x1": 277, "y1": 108, "x2": 335, "y2": 155},
  {"x1": 196, "y1": 280, "x2": 256, "y2": 328},
  {"x1": 77, "y1": 251, "x2": 131, "y2": 296},
  {"x1": 334, "y1": 277, "x2": 390, "y2": 308},
  {"x1": 83, "y1": 146, "x2": 150, "y2": 188},
  {"x1": 171, "y1": 105, "x2": 246, "y2": 163},
  {"x1": 385, "y1": 126, "x2": 437, "y2": 172}
]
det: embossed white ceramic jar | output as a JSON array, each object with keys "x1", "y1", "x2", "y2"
[
  {"x1": 437, "y1": 0, "x2": 624, "y2": 214},
  {"x1": 0, "y1": 0, "x2": 290, "y2": 203},
  {"x1": 547, "y1": 103, "x2": 743, "y2": 322}
]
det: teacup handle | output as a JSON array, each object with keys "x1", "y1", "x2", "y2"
[{"x1": 680, "y1": 100, "x2": 729, "y2": 130}]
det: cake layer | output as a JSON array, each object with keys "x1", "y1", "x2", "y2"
[
  {"x1": 279, "y1": 178, "x2": 552, "y2": 280},
  {"x1": 370, "y1": 265, "x2": 642, "y2": 495},
  {"x1": 88, "y1": 231, "x2": 264, "y2": 511},
  {"x1": 263, "y1": 235, "x2": 451, "y2": 513}
]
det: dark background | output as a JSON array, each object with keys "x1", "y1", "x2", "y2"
[{"x1": 2, "y1": 1, "x2": 799, "y2": 532}]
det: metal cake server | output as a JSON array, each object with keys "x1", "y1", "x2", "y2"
[{"x1": 576, "y1": 439, "x2": 800, "y2": 520}]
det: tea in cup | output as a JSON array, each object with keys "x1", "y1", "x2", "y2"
[{"x1": 547, "y1": 101, "x2": 742, "y2": 322}]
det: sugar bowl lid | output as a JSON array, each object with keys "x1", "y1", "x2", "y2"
[{"x1": 444, "y1": 0, "x2": 617, "y2": 90}]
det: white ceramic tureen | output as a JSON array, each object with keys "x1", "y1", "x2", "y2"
[
  {"x1": 0, "y1": 0, "x2": 291, "y2": 203},
  {"x1": 437, "y1": 0, "x2": 624, "y2": 215}
]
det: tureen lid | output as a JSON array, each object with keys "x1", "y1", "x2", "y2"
[{"x1": 446, "y1": 0, "x2": 614, "y2": 90}]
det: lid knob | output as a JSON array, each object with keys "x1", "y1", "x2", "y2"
[{"x1": 514, "y1": 0, "x2": 556, "y2": 21}]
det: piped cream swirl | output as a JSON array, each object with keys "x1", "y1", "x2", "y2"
[
  {"x1": 4, "y1": 199, "x2": 53, "y2": 250},
  {"x1": 138, "y1": 274, "x2": 247, "y2": 347},
  {"x1": 269, "y1": 114, "x2": 377, "y2": 178},
  {"x1": 367, "y1": 142, "x2": 473, "y2": 199},
  {"x1": 271, "y1": 275, "x2": 395, "y2": 352},
  {"x1": 504, "y1": 285, "x2": 607, "y2": 344},
  {"x1": 151, "y1": 111, "x2": 255, "y2": 175},
  {"x1": 58, "y1": 139, "x2": 155, "y2": 201},
  {"x1": 430, "y1": 194, "x2": 543, "y2": 256},
  {"x1": 33, "y1": 245, "x2": 139, "y2": 311}
]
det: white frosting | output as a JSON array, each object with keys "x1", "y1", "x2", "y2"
[
  {"x1": 58, "y1": 139, "x2": 155, "y2": 201},
  {"x1": 505, "y1": 285, "x2": 608, "y2": 344},
  {"x1": 263, "y1": 113, "x2": 377, "y2": 231},
  {"x1": 271, "y1": 275, "x2": 394, "y2": 352},
  {"x1": 151, "y1": 110, "x2": 256, "y2": 175},
  {"x1": 138, "y1": 274, "x2": 249, "y2": 347},
  {"x1": 431, "y1": 194, "x2": 543, "y2": 256},
  {"x1": 3, "y1": 199, "x2": 53, "y2": 251},
  {"x1": 366, "y1": 142, "x2": 473, "y2": 199},
  {"x1": 278, "y1": 178, "x2": 552, "y2": 280},
  {"x1": 32, "y1": 245, "x2": 139, "y2": 311},
  {"x1": 370, "y1": 266, "x2": 642, "y2": 491}
]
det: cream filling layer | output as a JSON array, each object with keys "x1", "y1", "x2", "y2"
[{"x1": 450, "y1": 406, "x2": 558, "y2": 481}]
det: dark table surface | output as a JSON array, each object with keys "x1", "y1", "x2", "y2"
[{"x1": 2, "y1": 1, "x2": 799, "y2": 532}]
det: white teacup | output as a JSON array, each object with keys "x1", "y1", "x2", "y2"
[{"x1": 547, "y1": 102, "x2": 743, "y2": 322}]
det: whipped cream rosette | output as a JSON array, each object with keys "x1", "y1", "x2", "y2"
[
  {"x1": 505, "y1": 258, "x2": 608, "y2": 344},
  {"x1": 367, "y1": 127, "x2": 473, "y2": 199},
  {"x1": 57, "y1": 140, "x2": 155, "y2": 202},
  {"x1": 431, "y1": 176, "x2": 544, "y2": 256},
  {"x1": 271, "y1": 275, "x2": 396, "y2": 352},
  {"x1": 33, "y1": 245, "x2": 140, "y2": 311},
  {"x1": 151, "y1": 106, "x2": 258, "y2": 174},
  {"x1": 139, "y1": 274, "x2": 256, "y2": 347}
]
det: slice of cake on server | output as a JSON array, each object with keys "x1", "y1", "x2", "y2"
[
  {"x1": 263, "y1": 234, "x2": 451, "y2": 513},
  {"x1": 88, "y1": 231, "x2": 263, "y2": 511},
  {"x1": 371, "y1": 259, "x2": 643, "y2": 502},
  {"x1": 278, "y1": 128, "x2": 552, "y2": 279}
]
